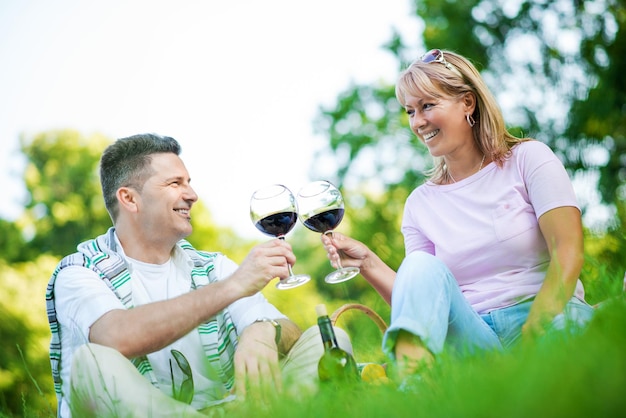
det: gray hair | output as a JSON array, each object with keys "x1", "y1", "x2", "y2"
[{"x1": 100, "y1": 133, "x2": 181, "y2": 221}]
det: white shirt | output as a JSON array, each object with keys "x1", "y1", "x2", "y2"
[
  {"x1": 54, "y1": 235, "x2": 286, "y2": 415},
  {"x1": 402, "y1": 140, "x2": 586, "y2": 313}
]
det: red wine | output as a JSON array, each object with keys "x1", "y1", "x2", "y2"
[
  {"x1": 303, "y1": 208, "x2": 344, "y2": 233},
  {"x1": 255, "y1": 211, "x2": 297, "y2": 237}
]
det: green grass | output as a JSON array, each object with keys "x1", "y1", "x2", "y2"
[
  {"x1": 7, "y1": 296, "x2": 625, "y2": 418},
  {"x1": 243, "y1": 297, "x2": 626, "y2": 418}
]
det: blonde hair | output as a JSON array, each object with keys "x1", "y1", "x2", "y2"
[{"x1": 395, "y1": 50, "x2": 528, "y2": 182}]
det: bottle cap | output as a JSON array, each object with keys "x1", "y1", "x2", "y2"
[{"x1": 315, "y1": 304, "x2": 328, "y2": 316}]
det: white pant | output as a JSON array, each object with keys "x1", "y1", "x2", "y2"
[{"x1": 68, "y1": 325, "x2": 352, "y2": 417}]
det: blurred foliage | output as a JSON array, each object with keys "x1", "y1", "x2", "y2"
[
  {"x1": 312, "y1": 0, "x2": 626, "y2": 299},
  {"x1": 2, "y1": 1, "x2": 626, "y2": 415},
  {"x1": 17, "y1": 130, "x2": 113, "y2": 261},
  {"x1": 0, "y1": 220, "x2": 25, "y2": 263},
  {"x1": 0, "y1": 130, "x2": 367, "y2": 416},
  {"x1": 582, "y1": 199, "x2": 626, "y2": 304},
  {"x1": 0, "y1": 256, "x2": 58, "y2": 416},
  {"x1": 564, "y1": 0, "x2": 626, "y2": 204}
]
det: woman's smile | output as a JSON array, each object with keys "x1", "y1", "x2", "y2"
[{"x1": 422, "y1": 129, "x2": 440, "y2": 142}]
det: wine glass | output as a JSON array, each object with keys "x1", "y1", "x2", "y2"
[
  {"x1": 250, "y1": 184, "x2": 311, "y2": 290},
  {"x1": 296, "y1": 180, "x2": 360, "y2": 284}
]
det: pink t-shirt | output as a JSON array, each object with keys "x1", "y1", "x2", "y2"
[{"x1": 401, "y1": 140, "x2": 586, "y2": 314}]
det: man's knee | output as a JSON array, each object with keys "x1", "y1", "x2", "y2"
[
  {"x1": 295, "y1": 325, "x2": 352, "y2": 355},
  {"x1": 70, "y1": 343, "x2": 134, "y2": 389},
  {"x1": 72, "y1": 343, "x2": 123, "y2": 373}
]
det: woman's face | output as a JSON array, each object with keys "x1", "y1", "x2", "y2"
[{"x1": 403, "y1": 91, "x2": 474, "y2": 158}]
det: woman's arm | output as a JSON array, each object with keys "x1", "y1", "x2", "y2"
[
  {"x1": 522, "y1": 206, "x2": 584, "y2": 339},
  {"x1": 321, "y1": 232, "x2": 397, "y2": 304}
]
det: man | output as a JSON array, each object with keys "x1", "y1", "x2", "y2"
[{"x1": 46, "y1": 133, "x2": 351, "y2": 417}]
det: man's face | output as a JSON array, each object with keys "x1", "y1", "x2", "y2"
[{"x1": 134, "y1": 153, "x2": 198, "y2": 243}]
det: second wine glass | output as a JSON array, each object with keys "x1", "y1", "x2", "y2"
[
  {"x1": 297, "y1": 180, "x2": 360, "y2": 284},
  {"x1": 250, "y1": 184, "x2": 311, "y2": 290}
]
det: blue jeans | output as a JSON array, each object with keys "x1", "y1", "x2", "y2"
[{"x1": 382, "y1": 251, "x2": 594, "y2": 359}]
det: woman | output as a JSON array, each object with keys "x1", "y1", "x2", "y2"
[{"x1": 322, "y1": 49, "x2": 594, "y2": 381}]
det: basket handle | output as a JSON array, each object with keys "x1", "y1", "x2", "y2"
[{"x1": 330, "y1": 303, "x2": 388, "y2": 333}]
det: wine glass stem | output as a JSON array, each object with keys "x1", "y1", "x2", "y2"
[
  {"x1": 277, "y1": 236, "x2": 296, "y2": 276},
  {"x1": 323, "y1": 230, "x2": 344, "y2": 269}
]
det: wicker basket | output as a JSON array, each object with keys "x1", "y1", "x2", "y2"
[
  {"x1": 330, "y1": 303, "x2": 388, "y2": 333},
  {"x1": 330, "y1": 303, "x2": 389, "y2": 381}
]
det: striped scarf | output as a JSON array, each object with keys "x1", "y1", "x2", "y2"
[{"x1": 46, "y1": 227, "x2": 238, "y2": 411}]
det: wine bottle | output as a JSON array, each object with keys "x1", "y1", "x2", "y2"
[{"x1": 316, "y1": 304, "x2": 359, "y2": 384}]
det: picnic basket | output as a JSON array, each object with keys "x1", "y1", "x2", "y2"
[
  {"x1": 330, "y1": 303, "x2": 389, "y2": 382},
  {"x1": 330, "y1": 303, "x2": 388, "y2": 333}
]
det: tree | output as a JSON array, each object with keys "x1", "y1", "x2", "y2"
[
  {"x1": 565, "y1": 1, "x2": 626, "y2": 204},
  {"x1": 311, "y1": 79, "x2": 415, "y2": 301},
  {"x1": 413, "y1": 0, "x2": 625, "y2": 208},
  {"x1": 0, "y1": 219, "x2": 26, "y2": 263},
  {"x1": 0, "y1": 130, "x2": 269, "y2": 416},
  {"x1": 17, "y1": 130, "x2": 113, "y2": 260},
  {"x1": 312, "y1": 0, "x2": 625, "y2": 287},
  {"x1": 0, "y1": 256, "x2": 59, "y2": 416}
]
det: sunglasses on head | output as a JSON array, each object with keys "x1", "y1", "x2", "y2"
[
  {"x1": 420, "y1": 49, "x2": 463, "y2": 78},
  {"x1": 170, "y1": 349, "x2": 194, "y2": 405}
]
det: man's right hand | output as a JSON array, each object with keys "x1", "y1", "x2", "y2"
[{"x1": 230, "y1": 239, "x2": 297, "y2": 295}]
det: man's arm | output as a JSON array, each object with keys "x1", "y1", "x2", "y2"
[
  {"x1": 232, "y1": 318, "x2": 302, "y2": 400},
  {"x1": 89, "y1": 239, "x2": 297, "y2": 358},
  {"x1": 89, "y1": 279, "x2": 242, "y2": 357},
  {"x1": 276, "y1": 318, "x2": 301, "y2": 354}
]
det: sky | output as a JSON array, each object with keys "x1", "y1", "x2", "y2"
[{"x1": 0, "y1": 0, "x2": 419, "y2": 238}]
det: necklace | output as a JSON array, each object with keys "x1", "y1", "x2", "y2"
[{"x1": 447, "y1": 154, "x2": 485, "y2": 184}]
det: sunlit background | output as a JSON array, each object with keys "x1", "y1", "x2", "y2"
[{"x1": 0, "y1": 0, "x2": 419, "y2": 238}]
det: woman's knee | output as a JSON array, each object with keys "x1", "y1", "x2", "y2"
[
  {"x1": 395, "y1": 251, "x2": 452, "y2": 291},
  {"x1": 403, "y1": 250, "x2": 438, "y2": 266},
  {"x1": 399, "y1": 251, "x2": 448, "y2": 276}
]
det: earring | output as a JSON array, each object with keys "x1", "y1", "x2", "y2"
[{"x1": 466, "y1": 114, "x2": 476, "y2": 127}]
